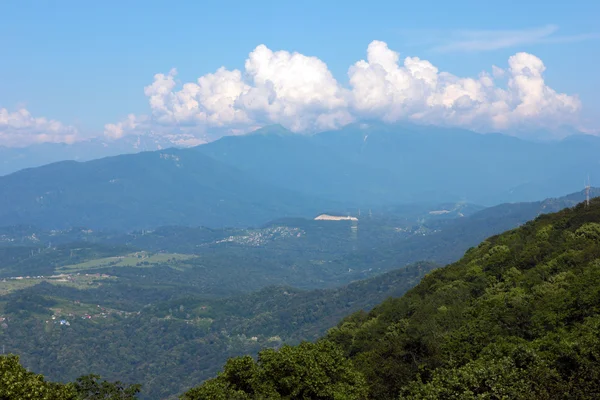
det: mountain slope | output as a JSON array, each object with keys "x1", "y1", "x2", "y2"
[
  {"x1": 326, "y1": 197, "x2": 600, "y2": 399},
  {"x1": 188, "y1": 198, "x2": 600, "y2": 399},
  {"x1": 194, "y1": 125, "x2": 401, "y2": 205},
  {"x1": 197, "y1": 123, "x2": 600, "y2": 205},
  {"x1": 0, "y1": 148, "x2": 331, "y2": 230},
  {"x1": 323, "y1": 188, "x2": 600, "y2": 279}
]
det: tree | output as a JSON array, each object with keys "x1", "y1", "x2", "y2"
[
  {"x1": 0, "y1": 354, "x2": 77, "y2": 400},
  {"x1": 183, "y1": 340, "x2": 368, "y2": 400},
  {"x1": 73, "y1": 374, "x2": 141, "y2": 400}
]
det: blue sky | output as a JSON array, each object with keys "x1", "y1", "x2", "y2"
[{"x1": 0, "y1": 0, "x2": 599, "y2": 146}]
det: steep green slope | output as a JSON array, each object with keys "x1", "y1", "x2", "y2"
[
  {"x1": 327, "y1": 198, "x2": 600, "y2": 399},
  {"x1": 189, "y1": 199, "x2": 600, "y2": 399}
]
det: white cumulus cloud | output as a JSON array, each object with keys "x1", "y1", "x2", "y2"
[
  {"x1": 347, "y1": 42, "x2": 581, "y2": 134},
  {"x1": 106, "y1": 40, "x2": 584, "y2": 143},
  {"x1": 0, "y1": 108, "x2": 78, "y2": 147}
]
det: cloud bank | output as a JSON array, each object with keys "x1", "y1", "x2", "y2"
[
  {"x1": 106, "y1": 40, "x2": 582, "y2": 143},
  {"x1": 0, "y1": 108, "x2": 78, "y2": 147},
  {"x1": 0, "y1": 40, "x2": 586, "y2": 147}
]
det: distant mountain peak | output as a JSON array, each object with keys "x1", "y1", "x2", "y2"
[{"x1": 247, "y1": 124, "x2": 295, "y2": 137}]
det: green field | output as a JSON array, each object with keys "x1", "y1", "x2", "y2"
[
  {"x1": 48, "y1": 297, "x2": 134, "y2": 319},
  {"x1": 57, "y1": 252, "x2": 196, "y2": 272},
  {"x1": 0, "y1": 274, "x2": 115, "y2": 296}
]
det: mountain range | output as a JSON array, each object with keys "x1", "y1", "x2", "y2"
[
  {"x1": 0, "y1": 148, "x2": 332, "y2": 230},
  {"x1": 1, "y1": 123, "x2": 599, "y2": 230},
  {"x1": 195, "y1": 123, "x2": 600, "y2": 205}
]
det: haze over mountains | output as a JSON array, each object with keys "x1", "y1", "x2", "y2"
[
  {"x1": 0, "y1": 123, "x2": 598, "y2": 230},
  {"x1": 196, "y1": 123, "x2": 600, "y2": 204},
  {"x1": 0, "y1": 148, "x2": 333, "y2": 230},
  {"x1": 0, "y1": 132, "x2": 191, "y2": 177}
]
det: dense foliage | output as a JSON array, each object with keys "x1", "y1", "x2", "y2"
[
  {"x1": 182, "y1": 341, "x2": 367, "y2": 400},
  {"x1": 72, "y1": 374, "x2": 141, "y2": 400},
  {"x1": 0, "y1": 263, "x2": 432, "y2": 399},
  {"x1": 189, "y1": 199, "x2": 600, "y2": 398},
  {"x1": 0, "y1": 355, "x2": 75, "y2": 399},
  {"x1": 0, "y1": 355, "x2": 140, "y2": 399},
  {"x1": 327, "y1": 199, "x2": 600, "y2": 398}
]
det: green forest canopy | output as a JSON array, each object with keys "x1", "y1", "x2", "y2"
[{"x1": 0, "y1": 354, "x2": 140, "y2": 400}]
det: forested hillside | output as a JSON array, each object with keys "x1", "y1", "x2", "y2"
[
  {"x1": 0, "y1": 263, "x2": 433, "y2": 399},
  {"x1": 187, "y1": 199, "x2": 600, "y2": 399}
]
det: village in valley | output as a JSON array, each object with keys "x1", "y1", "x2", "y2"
[{"x1": 0, "y1": 272, "x2": 133, "y2": 328}]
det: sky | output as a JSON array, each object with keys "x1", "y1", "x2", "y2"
[{"x1": 0, "y1": 0, "x2": 599, "y2": 147}]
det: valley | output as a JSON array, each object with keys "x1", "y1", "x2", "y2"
[{"x1": 0, "y1": 188, "x2": 598, "y2": 398}]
